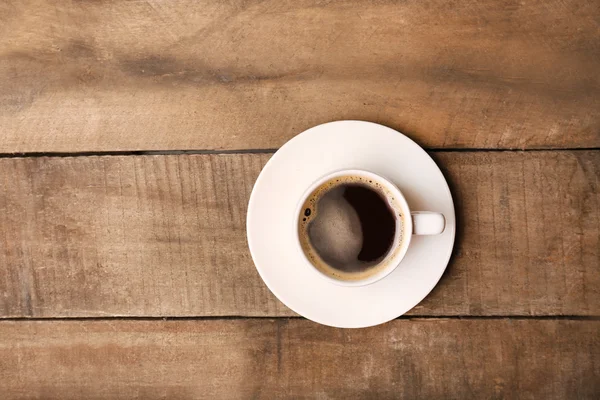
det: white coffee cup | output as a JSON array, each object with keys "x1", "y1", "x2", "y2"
[{"x1": 294, "y1": 169, "x2": 445, "y2": 287}]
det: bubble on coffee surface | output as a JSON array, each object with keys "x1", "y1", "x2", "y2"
[{"x1": 298, "y1": 175, "x2": 405, "y2": 281}]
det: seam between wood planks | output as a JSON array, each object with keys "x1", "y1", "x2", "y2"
[
  {"x1": 0, "y1": 315, "x2": 598, "y2": 322},
  {"x1": 0, "y1": 147, "x2": 598, "y2": 159}
]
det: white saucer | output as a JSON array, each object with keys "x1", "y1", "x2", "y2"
[{"x1": 247, "y1": 121, "x2": 455, "y2": 328}]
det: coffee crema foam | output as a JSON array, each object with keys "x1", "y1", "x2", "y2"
[{"x1": 298, "y1": 175, "x2": 406, "y2": 281}]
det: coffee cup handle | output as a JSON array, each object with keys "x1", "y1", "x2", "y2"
[{"x1": 411, "y1": 212, "x2": 445, "y2": 235}]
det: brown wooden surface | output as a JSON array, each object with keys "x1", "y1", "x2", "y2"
[
  {"x1": 1, "y1": 0, "x2": 599, "y2": 152},
  {"x1": 0, "y1": 319, "x2": 598, "y2": 399},
  {"x1": 2, "y1": 0, "x2": 599, "y2": 397},
  {"x1": 1, "y1": 151, "x2": 598, "y2": 318}
]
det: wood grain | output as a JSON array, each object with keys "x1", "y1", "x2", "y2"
[
  {"x1": 0, "y1": 319, "x2": 598, "y2": 399},
  {"x1": 1, "y1": 0, "x2": 599, "y2": 152},
  {"x1": 0, "y1": 151, "x2": 598, "y2": 318}
]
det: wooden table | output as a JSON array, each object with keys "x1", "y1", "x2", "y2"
[{"x1": 1, "y1": 1, "x2": 599, "y2": 398}]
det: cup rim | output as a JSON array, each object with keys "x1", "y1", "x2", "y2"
[{"x1": 293, "y1": 169, "x2": 413, "y2": 287}]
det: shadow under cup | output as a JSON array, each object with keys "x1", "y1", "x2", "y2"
[{"x1": 296, "y1": 170, "x2": 412, "y2": 286}]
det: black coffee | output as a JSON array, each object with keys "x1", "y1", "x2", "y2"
[{"x1": 298, "y1": 175, "x2": 402, "y2": 280}]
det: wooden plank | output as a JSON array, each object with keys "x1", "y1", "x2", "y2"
[
  {"x1": 1, "y1": 0, "x2": 599, "y2": 152},
  {"x1": 0, "y1": 151, "x2": 598, "y2": 318},
  {"x1": 0, "y1": 319, "x2": 598, "y2": 399}
]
